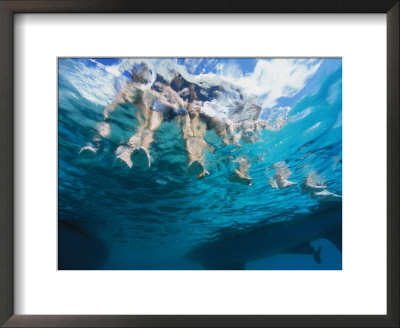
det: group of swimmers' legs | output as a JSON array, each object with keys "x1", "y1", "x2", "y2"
[
  {"x1": 79, "y1": 62, "x2": 268, "y2": 184},
  {"x1": 266, "y1": 163, "x2": 342, "y2": 200}
]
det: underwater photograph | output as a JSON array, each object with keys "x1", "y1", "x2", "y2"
[{"x1": 58, "y1": 57, "x2": 342, "y2": 270}]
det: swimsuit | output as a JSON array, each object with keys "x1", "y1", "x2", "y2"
[
  {"x1": 151, "y1": 98, "x2": 188, "y2": 119},
  {"x1": 151, "y1": 98, "x2": 170, "y2": 115},
  {"x1": 175, "y1": 106, "x2": 188, "y2": 116}
]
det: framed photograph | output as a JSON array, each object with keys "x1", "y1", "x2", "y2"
[{"x1": 0, "y1": 1, "x2": 398, "y2": 327}]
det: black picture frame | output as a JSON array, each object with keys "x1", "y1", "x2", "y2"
[{"x1": 0, "y1": 1, "x2": 398, "y2": 327}]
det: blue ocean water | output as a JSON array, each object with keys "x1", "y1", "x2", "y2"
[{"x1": 58, "y1": 58, "x2": 342, "y2": 270}]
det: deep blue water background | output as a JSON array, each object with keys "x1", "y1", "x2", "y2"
[{"x1": 58, "y1": 58, "x2": 342, "y2": 270}]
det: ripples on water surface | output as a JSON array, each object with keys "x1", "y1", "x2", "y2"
[{"x1": 58, "y1": 58, "x2": 342, "y2": 270}]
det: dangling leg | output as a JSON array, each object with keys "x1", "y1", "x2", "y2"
[
  {"x1": 130, "y1": 105, "x2": 164, "y2": 168},
  {"x1": 229, "y1": 156, "x2": 252, "y2": 185},
  {"x1": 131, "y1": 135, "x2": 151, "y2": 168},
  {"x1": 182, "y1": 113, "x2": 209, "y2": 178},
  {"x1": 149, "y1": 110, "x2": 163, "y2": 133},
  {"x1": 116, "y1": 109, "x2": 146, "y2": 168},
  {"x1": 114, "y1": 96, "x2": 150, "y2": 167},
  {"x1": 186, "y1": 137, "x2": 209, "y2": 178},
  {"x1": 127, "y1": 111, "x2": 145, "y2": 148},
  {"x1": 128, "y1": 108, "x2": 150, "y2": 168},
  {"x1": 274, "y1": 164, "x2": 297, "y2": 188}
]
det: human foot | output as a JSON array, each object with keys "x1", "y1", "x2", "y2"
[
  {"x1": 197, "y1": 169, "x2": 209, "y2": 179},
  {"x1": 115, "y1": 145, "x2": 133, "y2": 168},
  {"x1": 79, "y1": 144, "x2": 97, "y2": 160},
  {"x1": 229, "y1": 174, "x2": 252, "y2": 186},
  {"x1": 131, "y1": 146, "x2": 151, "y2": 168},
  {"x1": 312, "y1": 189, "x2": 342, "y2": 201},
  {"x1": 276, "y1": 178, "x2": 297, "y2": 188},
  {"x1": 187, "y1": 160, "x2": 204, "y2": 177}
]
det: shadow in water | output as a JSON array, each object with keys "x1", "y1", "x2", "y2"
[{"x1": 58, "y1": 220, "x2": 108, "y2": 270}]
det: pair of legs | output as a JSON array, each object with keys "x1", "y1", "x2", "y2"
[
  {"x1": 111, "y1": 85, "x2": 163, "y2": 167},
  {"x1": 128, "y1": 105, "x2": 163, "y2": 152},
  {"x1": 117, "y1": 89, "x2": 164, "y2": 168},
  {"x1": 181, "y1": 106, "x2": 209, "y2": 178}
]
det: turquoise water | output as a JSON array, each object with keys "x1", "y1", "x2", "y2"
[{"x1": 58, "y1": 58, "x2": 342, "y2": 270}]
